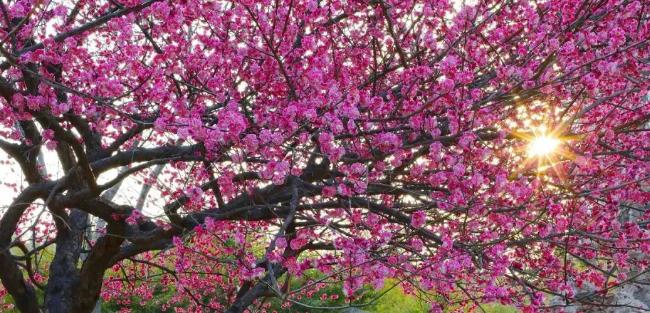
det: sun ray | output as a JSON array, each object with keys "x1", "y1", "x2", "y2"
[{"x1": 528, "y1": 136, "x2": 561, "y2": 157}]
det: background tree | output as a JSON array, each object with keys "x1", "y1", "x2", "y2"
[{"x1": 0, "y1": 0, "x2": 648, "y2": 312}]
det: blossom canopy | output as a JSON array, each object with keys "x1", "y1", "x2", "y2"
[{"x1": 0, "y1": 0, "x2": 648, "y2": 312}]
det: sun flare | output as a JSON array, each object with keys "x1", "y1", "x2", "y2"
[{"x1": 527, "y1": 135, "x2": 561, "y2": 157}]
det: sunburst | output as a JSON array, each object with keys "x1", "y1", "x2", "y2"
[{"x1": 527, "y1": 135, "x2": 561, "y2": 158}]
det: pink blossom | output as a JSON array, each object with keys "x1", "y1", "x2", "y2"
[
  {"x1": 411, "y1": 211, "x2": 426, "y2": 228},
  {"x1": 375, "y1": 132, "x2": 402, "y2": 153}
]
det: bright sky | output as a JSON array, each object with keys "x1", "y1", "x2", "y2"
[{"x1": 0, "y1": 147, "x2": 166, "y2": 230}]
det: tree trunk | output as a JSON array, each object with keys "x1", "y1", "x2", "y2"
[
  {"x1": 225, "y1": 265, "x2": 287, "y2": 313},
  {"x1": 43, "y1": 210, "x2": 87, "y2": 313}
]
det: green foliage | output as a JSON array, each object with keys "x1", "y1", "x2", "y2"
[
  {"x1": 364, "y1": 282, "x2": 430, "y2": 313},
  {"x1": 480, "y1": 303, "x2": 520, "y2": 313},
  {"x1": 264, "y1": 275, "x2": 429, "y2": 313},
  {"x1": 264, "y1": 270, "x2": 353, "y2": 313},
  {"x1": 263, "y1": 275, "x2": 520, "y2": 313}
]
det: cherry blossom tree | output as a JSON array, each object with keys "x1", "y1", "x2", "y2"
[{"x1": 0, "y1": 0, "x2": 648, "y2": 312}]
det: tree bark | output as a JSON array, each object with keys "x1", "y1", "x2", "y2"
[
  {"x1": 0, "y1": 188, "x2": 43, "y2": 313},
  {"x1": 225, "y1": 265, "x2": 287, "y2": 313},
  {"x1": 43, "y1": 209, "x2": 87, "y2": 313}
]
